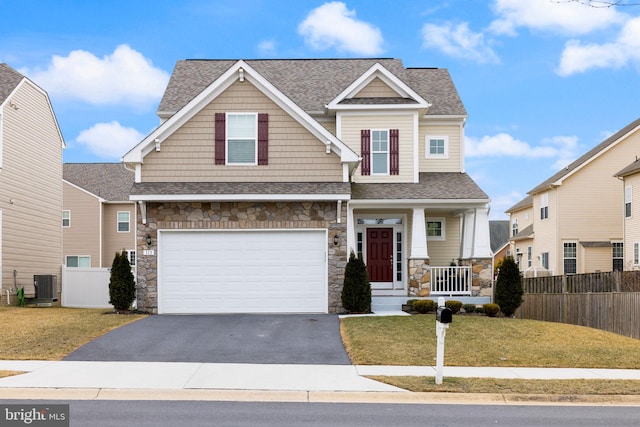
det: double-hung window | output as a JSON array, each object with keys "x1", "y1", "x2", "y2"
[
  {"x1": 62, "y1": 210, "x2": 71, "y2": 227},
  {"x1": 541, "y1": 252, "x2": 549, "y2": 270},
  {"x1": 371, "y1": 130, "x2": 389, "y2": 174},
  {"x1": 625, "y1": 186, "x2": 632, "y2": 218},
  {"x1": 66, "y1": 256, "x2": 90, "y2": 268},
  {"x1": 634, "y1": 243, "x2": 640, "y2": 266},
  {"x1": 227, "y1": 113, "x2": 257, "y2": 165},
  {"x1": 540, "y1": 192, "x2": 549, "y2": 220},
  {"x1": 563, "y1": 242, "x2": 577, "y2": 275},
  {"x1": 117, "y1": 211, "x2": 130, "y2": 232},
  {"x1": 426, "y1": 218, "x2": 445, "y2": 241},
  {"x1": 612, "y1": 242, "x2": 624, "y2": 271},
  {"x1": 512, "y1": 218, "x2": 519, "y2": 237}
]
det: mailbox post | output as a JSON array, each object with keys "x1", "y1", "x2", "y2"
[{"x1": 435, "y1": 297, "x2": 452, "y2": 385}]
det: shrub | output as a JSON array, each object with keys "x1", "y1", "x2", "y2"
[
  {"x1": 109, "y1": 249, "x2": 136, "y2": 311},
  {"x1": 494, "y1": 256, "x2": 524, "y2": 317},
  {"x1": 341, "y1": 252, "x2": 371, "y2": 313},
  {"x1": 406, "y1": 299, "x2": 418, "y2": 308},
  {"x1": 462, "y1": 303, "x2": 476, "y2": 314},
  {"x1": 475, "y1": 305, "x2": 485, "y2": 314},
  {"x1": 412, "y1": 299, "x2": 435, "y2": 314},
  {"x1": 445, "y1": 300, "x2": 462, "y2": 314},
  {"x1": 483, "y1": 303, "x2": 500, "y2": 317}
]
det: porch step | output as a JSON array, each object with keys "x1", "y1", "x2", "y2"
[{"x1": 372, "y1": 296, "x2": 492, "y2": 313}]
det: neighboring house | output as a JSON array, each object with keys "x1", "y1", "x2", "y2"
[
  {"x1": 63, "y1": 163, "x2": 136, "y2": 270},
  {"x1": 508, "y1": 118, "x2": 640, "y2": 276},
  {"x1": 0, "y1": 63, "x2": 65, "y2": 302},
  {"x1": 490, "y1": 220, "x2": 510, "y2": 268},
  {"x1": 614, "y1": 158, "x2": 640, "y2": 271},
  {"x1": 505, "y1": 196, "x2": 535, "y2": 272},
  {"x1": 122, "y1": 58, "x2": 493, "y2": 314}
]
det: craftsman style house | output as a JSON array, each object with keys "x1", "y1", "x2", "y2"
[
  {"x1": 508, "y1": 118, "x2": 640, "y2": 276},
  {"x1": 0, "y1": 64, "x2": 64, "y2": 302},
  {"x1": 63, "y1": 163, "x2": 136, "y2": 269},
  {"x1": 123, "y1": 59, "x2": 492, "y2": 314}
]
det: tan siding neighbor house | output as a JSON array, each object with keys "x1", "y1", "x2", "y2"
[
  {"x1": 509, "y1": 117, "x2": 640, "y2": 276},
  {"x1": 123, "y1": 58, "x2": 493, "y2": 314},
  {"x1": 0, "y1": 64, "x2": 65, "y2": 302}
]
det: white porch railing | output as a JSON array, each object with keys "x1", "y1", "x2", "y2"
[{"x1": 430, "y1": 266, "x2": 472, "y2": 296}]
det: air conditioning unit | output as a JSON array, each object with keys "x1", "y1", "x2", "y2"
[{"x1": 34, "y1": 275, "x2": 58, "y2": 301}]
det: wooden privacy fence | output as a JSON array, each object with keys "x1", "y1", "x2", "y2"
[{"x1": 519, "y1": 271, "x2": 640, "y2": 340}]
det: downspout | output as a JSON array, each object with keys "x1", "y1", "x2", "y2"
[{"x1": 99, "y1": 199, "x2": 103, "y2": 268}]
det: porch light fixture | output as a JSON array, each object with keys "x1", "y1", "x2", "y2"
[
  {"x1": 333, "y1": 234, "x2": 340, "y2": 246},
  {"x1": 145, "y1": 234, "x2": 152, "y2": 246}
]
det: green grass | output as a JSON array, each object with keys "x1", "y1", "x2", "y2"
[{"x1": 340, "y1": 314, "x2": 640, "y2": 368}]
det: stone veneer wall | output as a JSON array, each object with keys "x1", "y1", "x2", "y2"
[
  {"x1": 408, "y1": 258, "x2": 493, "y2": 298},
  {"x1": 136, "y1": 201, "x2": 347, "y2": 314}
]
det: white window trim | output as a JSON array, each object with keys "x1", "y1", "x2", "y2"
[
  {"x1": 425, "y1": 135, "x2": 449, "y2": 159},
  {"x1": 512, "y1": 218, "x2": 519, "y2": 237},
  {"x1": 371, "y1": 129, "x2": 389, "y2": 175},
  {"x1": 66, "y1": 255, "x2": 91, "y2": 268},
  {"x1": 625, "y1": 185, "x2": 632, "y2": 219},
  {"x1": 563, "y1": 241, "x2": 577, "y2": 275},
  {"x1": 117, "y1": 211, "x2": 130, "y2": 233},
  {"x1": 126, "y1": 250, "x2": 136, "y2": 266},
  {"x1": 62, "y1": 210, "x2": 71, "y2": 228},
  {"x1": 634, "y1": 242, "x2": 640, "y2": 266},
  {"x1": 226, "y1": 112, "x2": 258, "y2": 166},
  {"x1": 426, "y1": 217, "x2": 446, "y2": 241}
]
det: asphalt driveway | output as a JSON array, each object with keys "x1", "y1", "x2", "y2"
[{"x1": 63, "y1": 314, "x2": 352, "y2": 365}]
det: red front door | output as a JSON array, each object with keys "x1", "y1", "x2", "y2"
[{"x1": 366, "y1": 228, "x2": 393, "y2": 282}]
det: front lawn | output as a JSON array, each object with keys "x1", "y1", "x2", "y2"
[
  {"x1": 0, "y1": 306, "x2": 146, "y2": 360},
  {"x1": 340, "y1": 314, "x2": 640, "y2": 369}
]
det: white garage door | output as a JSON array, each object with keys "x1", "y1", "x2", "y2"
[{"x1": 158, "y1": 230, "x2": 327, "y2": 314}]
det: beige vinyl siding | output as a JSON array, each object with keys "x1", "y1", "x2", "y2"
[
  {"x1": 354, "y1": 77, "x2": 401, "y2": 98},
  {"x1": 533, "y1": 189, "x2": 560, "y2": 274},
  {"x1": 102, "y1": 203, "x2": 136, "y2": 267},
  {"x1": 341, "y1": 113, "x2": 414, "y2": 183},
  {"x1": 0, "y1": 81, "x2": 63, "y2": 294},
  {"x1": 419, "y1": 124, "x2": 462, "y2": 172},
  {"x1": 63, "y1": 182, "x2": 101, "y2": 267},
  {"x1": 582, "y1": 246, "x2": 612, "y2": 273},
  {"x1": 424, "y1": 215, "x2": 461, "y2": 266},
  {"x1": 142, "y1": 81, "x2": 343, "y2": 182},
  {"x1": 624, "y1": 174, "x2": 640, "y2": 269},
  {"x1": 510, "y1": 206, "x2": 533, "y2": 239}
]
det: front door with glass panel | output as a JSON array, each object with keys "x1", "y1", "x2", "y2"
[
  {"x1": 367, "y1": 228, "x2": 393, "y2": 283},
  {"x1": 356, "y1": 217, "x2": 405, "y2": 292}
]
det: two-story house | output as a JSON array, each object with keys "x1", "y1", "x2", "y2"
[
  {"x1": 0, "y1": 63, "x2": 65, "y2": 303},
  {"x1": 63, "y1": 163, "x2": 136, "y2": 270},
  {"x1": 614, "y1": 156, "x2": 640, "y2": 270},
  {"x1": 508, "y1": 117, "x2": 640, "y2": 276},
  {"x1": 122, "y1": 59, "x2": 492, "y2": 314}
]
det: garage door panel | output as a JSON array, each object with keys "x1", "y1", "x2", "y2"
[{"x1": 159, "y1": 230, "x2": 327, "y2": 314}]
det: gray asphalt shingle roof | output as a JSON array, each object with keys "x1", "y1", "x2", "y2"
[
  {"x1": 351, "y1": 173, "x2": 488, "y2": 200},
  {"x1": 0, "y1": 63, "x2": 25, "y2": 104},
  {"x1": 130, "y1": 181, "x2": 352, "y2": 197},
  {"x1": 490, "y1": 220, "x2": 510, "y2": 253},
  {"x1": 157, "y1": 58, "x2": 466, "y2": 117},
  {"x1": 505, "y1": 195, "x2": 533, "y2": 213},
  {"x1": 64, "y1": 163, "x2": 134, "y2": 201}
]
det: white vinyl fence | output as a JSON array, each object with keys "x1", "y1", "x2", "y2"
[{"x1": 61, "y1": 267, "x2": 113, "y2": 309}]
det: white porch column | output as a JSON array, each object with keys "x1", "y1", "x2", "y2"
[
  {"x1": 410, "y1": 207, "x2": 429, "y2": 259},
  {"x1": 346, "y1": 203, "x2": 356, "y2": 257},
  {"x1": 461, "y1": 207, "x2": 492, "y2": 259}
]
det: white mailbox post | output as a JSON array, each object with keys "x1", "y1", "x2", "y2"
[{"x1": 435, "y1": 296, "x2": 452, "y2": 385}]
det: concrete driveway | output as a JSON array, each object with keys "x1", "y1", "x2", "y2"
[{"x1": 63, "y1": 314, "x2": 352, "y2": 365}]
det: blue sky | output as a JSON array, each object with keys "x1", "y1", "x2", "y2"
[{"x1": 2, "y1": 0, "x2": 640, "y2": 220}]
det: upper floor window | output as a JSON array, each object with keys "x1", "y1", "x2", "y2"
[
  {"x1": 512, "y1": 218, "x2": 519, "y2": 237},
  {"x1": 215, "y1": 112, "x2": 268, "y2": 166},
  {"x1": 360, "y1": 129, "x2": 398, "y2": 176},
  {"x1": 426, "y1": 136, "x2": 448, "y2": 159},
  {"x1": 117, "y1": 211, "x2": 130, "y2": 232},
  {"x1": 426, "y1": 218, "x2": 445, "y2": 240},
  {"x1": 625, "y1": 185, "x2": 632, "y2": 218},
  {"x1": 62, "y1": 210, "x2": 71, "y2": 228},
  {"x1": 540, "y1": 192, "x2": 549, "y2": 220},
  {"x1": 563, "y1": 242, "x2": 577, "y2": 275}
]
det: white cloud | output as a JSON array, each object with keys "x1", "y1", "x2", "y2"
[
  {"x1": 298, "y1": 2, "x2": 384, "y2": 55},
  {"x1": 492, "y1": 190, "x2": 526, "y2": 217},
  {"x1": 76, "y1": 121, "x2": 144, "y2": 159},
  {"x1": 257, "y1": 40, "x2": 277, "y2": 56},
  {"x1": 557, "y1": 16, "x2": 640, "y2": 75},
  {"x1": 23, "y1": 44, "x2": 169, "y2": 110},
  {"x1": 489, "y1": 0, "x2": 625, "y2": 36},
  {"x1": 422, "y1": 22, "x2": 499, "y2": 64},
  {"x1": 466, "y1": 133, "x2": 579, "y2": 168}
]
